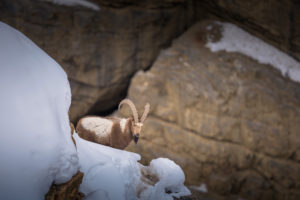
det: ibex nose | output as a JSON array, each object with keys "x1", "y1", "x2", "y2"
[{"x1": 134, "y1": 134, "x2": 140, "y2": 144}]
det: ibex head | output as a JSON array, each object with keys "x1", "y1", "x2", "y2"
[{"x1": 118, "y1": 99, "x2": 150, "y2": 143}]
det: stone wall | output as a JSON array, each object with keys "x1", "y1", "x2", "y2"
[{"x1": 125, "y1": 21, "x2": 300, "y2": 200}]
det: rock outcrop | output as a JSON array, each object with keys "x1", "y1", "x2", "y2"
[
  {"x1": 196, "y1": 0, "x2": 300, "y2": 61},
  {"x1": 0, "y1": 0, "x2": 195, "y2": 121},
  {"x1": 0, "y1": 0, "x2": 298, "y2": 123},
  {"x1": 125, "y1": 21, "x2": 300, "y2": 200},
  {"x1": 45, "y1": 171, "x2": 84, "y2": 200}
]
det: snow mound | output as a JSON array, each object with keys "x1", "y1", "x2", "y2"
[
  {"x1": 0, "y1": 21, "x2": 79, "y2": 199},
  {"x1": 206, "y1": 21, "x2": 300, "y2": 83},
  {"x1": 74, "y1": 133, "x2": 191, "y2": 200},
  {"x1": 138, "y1": 158, "x2": 191, "y2": 200},
  {"x1": 40, "y1": 0, "x2": 100, "y2": 11},
  {"x1": 74, "y1": 133, "x2": 140, "y2": 200}
]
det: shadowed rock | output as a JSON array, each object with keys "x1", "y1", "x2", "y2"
[
  {"x1": 0, "y1": 0, "x2": 195, "y2": 121},
  {"x1": 45, "y1": 171, "x2": 84, "y2": 200}
]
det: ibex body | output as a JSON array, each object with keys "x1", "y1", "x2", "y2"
[{"x1": 76, "y1": 99, "x2": 150, "y2": 150}]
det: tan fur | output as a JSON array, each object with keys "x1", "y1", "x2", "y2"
[
  {"x1": 107, "y1": 117, "x2": 134, "y2": 149},
  {"x1": 76, "y1": 100, "x2": 150, "y2": 150},
  {"x1": 76, "y1": 116, "x2": 134, "y2": 149}
]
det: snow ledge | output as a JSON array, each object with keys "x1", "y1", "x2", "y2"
[
  {"x1": 206, "y1": 21, "x2": 300, "y2": 83},
  {"x1": 40, "y1": 0, "x2": 100, "y2": 11}
]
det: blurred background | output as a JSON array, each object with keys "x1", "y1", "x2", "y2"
[{"x1": 1, "y1": 0, "x2": 299, "y2": 199}]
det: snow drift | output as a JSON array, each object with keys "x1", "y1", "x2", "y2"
[
  {"x1": 0, "y1": 21, "x2": 190, "y2": 200},
  {"x1": 74, "y1": 133, "x2": 190, "y2": 200},
  {"x1": 0, "y1": 21, "x2": 79, "y2": 199}
]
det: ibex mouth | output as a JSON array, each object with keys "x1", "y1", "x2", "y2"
[{"x1": 134, "y1": 134, "x2": 139, "y2": 144}]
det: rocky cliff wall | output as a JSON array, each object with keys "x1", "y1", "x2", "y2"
[
  {"x1": 125, "y1": 20, "x2": 300, "y2": 200},
  {"x1": 196, "y1": 0, "x2": 300, "y2": 61},
  {"x1": 0, "y1": 0, "x2": 298, "y2": 122},
  {"x1": 0, "y1": 0, "x2": 195, "y2": 121}
]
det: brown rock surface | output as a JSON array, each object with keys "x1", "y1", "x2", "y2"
[
  {"x1": 1, "y1": 0, "x2": 298, "y2": 123},
  {"x1": 176, "y1": 187, "x2": 238, "y2": 200},
  {"x1": 0, "y1": 0, "x2": 195, "y2": 121},
  {"x1": 45, "y1": 171, "x2": 84, "y2": 200},
  {"x1": 125, "y1": 21, "x2": 300, "y2": 200}
]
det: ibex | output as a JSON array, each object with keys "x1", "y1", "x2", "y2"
[{"x1": 76, "y1": 99, "x2": 150, "y2": 150}]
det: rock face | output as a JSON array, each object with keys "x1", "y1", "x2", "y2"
[
  {"x1": 0, "y1": 0, "x2": 195, "y2": 121},
  {"x1": 196, "y1": 0, "x2": 300, "y2": 61},
  {"x1": 0, "y1": 0, "x2": 298, "y2": 123},
  {"x1": 45, "y1": 171, "x2": 84, "y2": 200},
  {"x1": 126, "y1": 21, "x2": 300, "y2": 200}
]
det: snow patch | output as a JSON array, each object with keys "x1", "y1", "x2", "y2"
[
  {"x1": 190, "y1": 183, "x2": 208, "y2": 193},
  {"x1": 40, "y1": 0, "x2": 100, "y2": 10},
  {"x1": 206, "y1": 21, "x2": 300, "y2": 83},
  {"x1": 74, "y1": 133, "x2": 191, "y2": 200},
  {"x1": 0, "y1": 21, "x2": 79, "y2": 199}
]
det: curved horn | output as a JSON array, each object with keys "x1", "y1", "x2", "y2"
[
  {"x1": 118, "y1": 99, "x2": 139, "y2": 123},
  {"x1": 140, "y1": 103, "x2": 150, "y2": 123}
]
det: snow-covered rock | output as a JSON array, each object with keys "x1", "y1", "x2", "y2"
[
  {"x1": 74, "y1": 133, "x2": 191, "y2": 200},
  {"x1": 206, "y1": 21, "x2": 300, "y2": 83},
  {"x1": 0, "y1": 21, "x2": 79, "y2": 199},
  {"x1": 40, "y1": 0, "x2": 100, "y2": 10}
]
